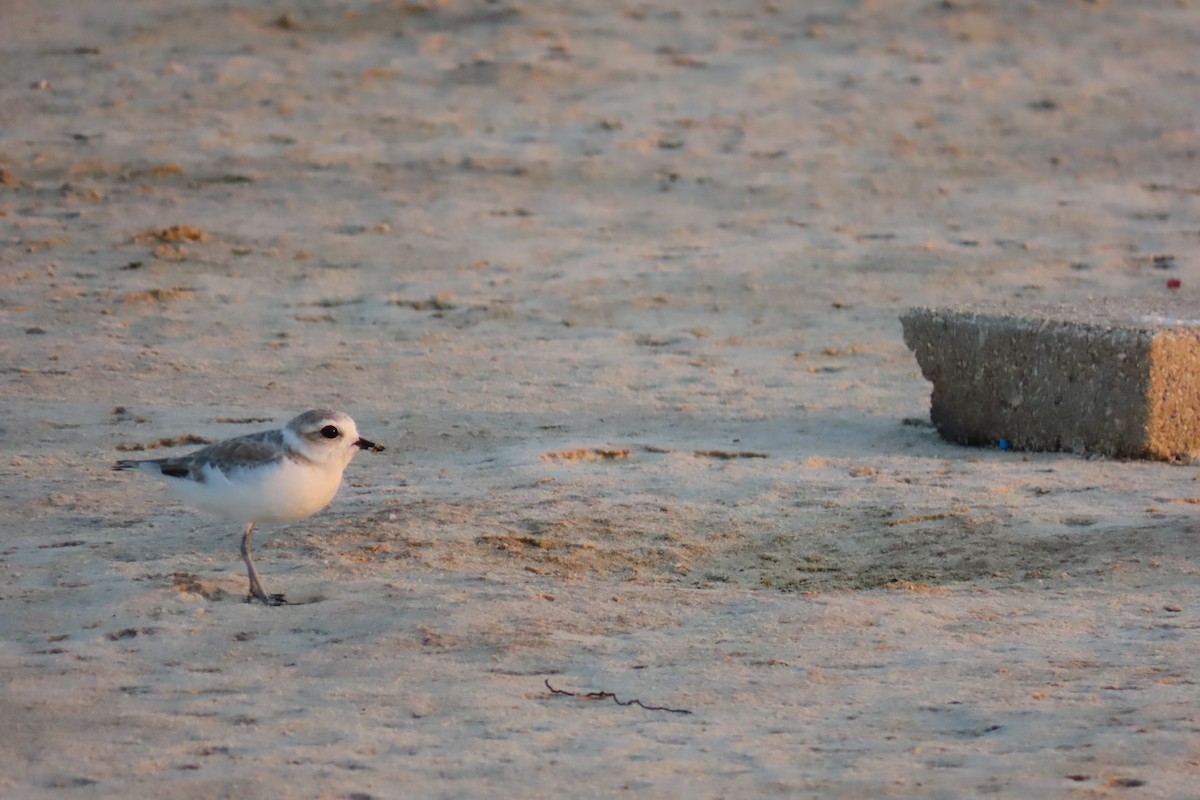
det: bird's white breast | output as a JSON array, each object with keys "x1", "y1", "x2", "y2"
[{"x1": 167, "y1": 456, "x2": 347, "y2": 524}]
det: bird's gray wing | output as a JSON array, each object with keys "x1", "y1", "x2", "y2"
[
  {"x1": 186, "y1": 430, "x2": 286, "y2": 480},
  {"x1": 114, "y1": 430, "x2": 286, "y2": 482}
]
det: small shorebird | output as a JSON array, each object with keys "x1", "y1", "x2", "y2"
[{"x1": 113, "y1": 409, "x2": 384, "y2": 605}]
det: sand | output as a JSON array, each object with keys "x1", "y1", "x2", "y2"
[{"x1": 2, "y1": 0, "x2": 1199, "y2": 796}]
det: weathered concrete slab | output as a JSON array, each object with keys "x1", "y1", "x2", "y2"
[{"x1": 901, "y1": 300, "x2": 1200, "y2": 460}]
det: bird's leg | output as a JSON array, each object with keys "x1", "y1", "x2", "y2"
[{"x1": 240, "y1": 522, "x2": 277, "y2": 605}]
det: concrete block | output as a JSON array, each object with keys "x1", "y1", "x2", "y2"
[{"x1": 900, "y1": 301, "x2": 1200, "y2": 460}]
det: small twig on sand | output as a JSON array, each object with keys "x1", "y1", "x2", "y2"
[{"x1": 543, "y1": 679, "x2": 693, "y2": 715}]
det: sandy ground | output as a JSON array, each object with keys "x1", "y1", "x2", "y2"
[{"x1": 3, "y1": 0, "x2": 1200, "y2": 796}]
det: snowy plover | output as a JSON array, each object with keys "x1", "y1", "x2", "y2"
[{"x1": 113, "y1": 409, "x2": 384, "y2": 605}]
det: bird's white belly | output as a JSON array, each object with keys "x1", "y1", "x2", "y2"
[{"x1": 168, "y1": 458, "x2": 344, "y2": 524}]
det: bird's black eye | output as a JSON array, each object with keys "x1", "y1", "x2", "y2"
[{"x1": 320, "y1": 425, "x2": 340, "y2": 439}]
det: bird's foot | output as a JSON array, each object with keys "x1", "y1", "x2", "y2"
[{"x1": 245, "y1": 591, "x2": 289, "y2": 606}]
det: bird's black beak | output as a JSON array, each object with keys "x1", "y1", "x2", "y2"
[{"x1": 355, "y1": 438, "x2": 385, "y2": 453}]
